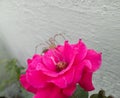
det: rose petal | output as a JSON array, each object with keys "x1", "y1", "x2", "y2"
[
  {"x1": 48, "y1": 55, "x2": 77, "y2": 88},
  {"x1": 26, "y1": 70, "x2": 48, "y2": 88},
  {"x1": 28, "y1": 54, "x2": 42, "y2": 70},
  {"x1": 63, "y1": 68, "x2": 75, "y2": 85},
  {"x1": 63, "y1": 41, "x2": 74, "y2": 62},
  {"x1": 49, "y1": 67, "x2": 75, "y2": 88},
  {"x1": 79, "y1": 72, "x2": 94, "y2": 91},
  {"x1": 20, "y1": 74, "x2": 37, "y2": 94},
  {"x1": 41, "y1": 53, "x2": 76, "y2": 77},
  {"x1": 72, "y1": 65, "x2": 83, "y2": 83},
  {"x1": 42, "y1": 48, "x2": 66, "y2": 71},
  {"x1": 63, "y1": 84, "x2": 76, "y2": 96},
  {"x1": 42, "y1": 54, "x2": 56, "y2": 71},
  {"x1": 86, "y1": 49, "x2": 102, "y2": 71},
  {"x1": 27, "y1": 59, "x2": 32, "y2": 65},
  {"x1": 52, "y1": 69, "x2": 75, "y2": 88},
  {"x1": 50, "y1": 76, "x2": 67, "y2": 88},
  {"x1": 35, "y1": 62, "x2": 49, "y2": 71},
  {"x1": 73, "y1": 39, "x2": 87, "y2": 61},
  {"x1": 33, "y1": 84, "x2": 68, "y2": 98}
]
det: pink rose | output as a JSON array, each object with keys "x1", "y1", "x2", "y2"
[{"x1": 20, "y1": 39, "x2": 102, "y2": 98}]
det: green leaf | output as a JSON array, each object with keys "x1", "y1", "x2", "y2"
[
  {"x1": 71, "y1": 84, "x2": 88, "y2": 98},
  {"x1": 0, "y1": 58, "x2": 25, "y2": 90},
  {"x1": 90, "y1": 90, "x2": 114, "y2": 98}
]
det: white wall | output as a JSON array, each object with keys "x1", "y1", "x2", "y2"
[{"x1": 0, "y1": 0, "x2": 120, "y2": 97}]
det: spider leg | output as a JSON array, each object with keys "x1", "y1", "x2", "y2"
[
  {"x1": 35, "y1": 43, "x2": 45, "y2": 54},
  {"x1": 49, "y1": 37, "x2": 55, "y2": 44},
  {"x1": 53, "y1": 33, "x2": 66, "y2": 43}
]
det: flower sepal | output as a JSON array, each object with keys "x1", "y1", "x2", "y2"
[{"x1": 70, "y1": 84, "x2": 88, "y2": 98}]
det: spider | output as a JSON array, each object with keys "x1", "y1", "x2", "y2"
[{"x1": 35, "y1": 33, "x2": 65, "y2": 54}]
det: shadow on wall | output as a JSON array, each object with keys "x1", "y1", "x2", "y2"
[
  {"x1": 0, "y1": 33, "x2": 11, "y2": 80},
  {"x1": 0, "y1": 33, "x2": 11, "y2": 96},
  {"x1": 0, "y1": 33, "x2": 33, "y2": 98}
]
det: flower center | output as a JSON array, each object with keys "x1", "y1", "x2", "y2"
[{"x1": 56, "y1": 61, "x2": 67, "y2": 72}]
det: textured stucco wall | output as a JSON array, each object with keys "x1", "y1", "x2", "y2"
[{"x1": 0, "y1": 0, "x2": 120, "y2": 97}]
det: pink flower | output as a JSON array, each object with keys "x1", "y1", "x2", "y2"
[{"x1": 20, "y1": 39, "x2": 102, "y2": 98}]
